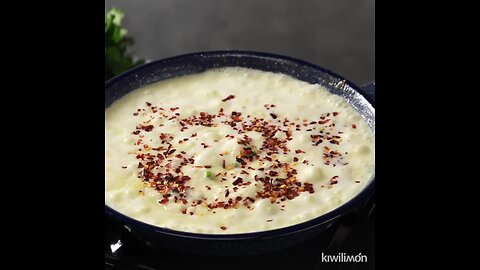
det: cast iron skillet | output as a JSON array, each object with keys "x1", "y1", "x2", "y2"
[{"x1": 105, "y1": 51, "x2": 375, "y2": 256}]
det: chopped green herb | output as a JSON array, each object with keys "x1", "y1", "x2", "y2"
[
  {"x1": 105, "y1": 7, "x2": 144, "y2": 81},
  {"x1": 233, "y1": 162, "x2": 241, "y2": 168},
  {"x1": 205, "y1": 170, "x2": 215, "y2": 179}
]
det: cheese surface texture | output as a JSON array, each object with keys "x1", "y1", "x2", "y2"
[{"x1": 105, "y1": 67, "x2": 374, "y2": 234}]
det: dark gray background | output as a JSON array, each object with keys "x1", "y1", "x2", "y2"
[{"x1": 106, "y1": 0, "x2": 374, "y2": 85}]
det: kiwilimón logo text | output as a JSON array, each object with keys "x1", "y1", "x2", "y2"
[{"x1": 321, "y1": 253, "x2": 368, "y2": 263}]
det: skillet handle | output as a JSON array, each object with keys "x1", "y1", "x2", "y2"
[{"x1": 361, "y1": 81, "x2": 375, "y2": 103}]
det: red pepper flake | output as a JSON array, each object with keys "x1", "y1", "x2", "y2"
[
  {"x1": 270, "y1": 113, "x2": 278, "y2": 119},
  {"x1": 333, "y1": 112, "x2": 339, "y2": 116},
  {"x1": 180, "y1": 176, "x2": 191, "y2": 182},
  {"x1": 222, "y1": 160, "x2": 226, "y2": 169},
  {"x1": 170, "y1": 107, "x2": 179, "y2": 111},
  {"x1": 158, "y1": 197, "x2": 169, "y2": 204},
  {"x1": 268, "y1": 171, "x2": 279, "y2": 177},
  {"x1": 295, "y1": 149, "x2": 305, "y2": 154},
  {"x1": 319, "y1": 119, "x2": 330, "y2": 124},
  {"x1": 231, "y1": 111, "x2": 242, "y2": 121},
  {"x1": 181, "y1": 209, "x2": 187, "y2": 214},
  {"x1": 236, "y1": 157, "x2": 246, "y2": 165},
  {"x1": 293, "y1": 157, "x2": 299, "y2": 162},
  {"x1": 303, "y1": 183, "x2": 314, "y2": 193},
  {"x1": 221, "y1": 95, "x2": 235, "y2": 102},
  {"x1": 143, "y1": 125, "x2": 154, "y2": 132},
  {"x1": 225, "y1": 189, "x2": 230, "y2": 197},
  {"x1": 232, "y1": 177, "x2": 243, "y2": 185},
  {"x1": 204, "y1": 165, "x2": 212, "y2": 169},
  {"x1": 133, "y1": 112, "x2": 139, "y2": 116},
  {"x1": 133, "y1": 130, "x2": 141, "y2": 135},
  {"x1": 220, "y1": 226, "x2": 227, "y2": 230},
  {"x1": 330, "y1": 176, "x2": 339, "y2": 185},
  {"x1": 352, "y1": 124, "x2": 357, "y2": 129},
  {"x1": 355, "y1": 181, "x2": 361, "y2": 183},
  {"x1": 266, "y1": 219, "x2": 273, "y2": 222},
  {"x1": 121, "y1": 166, "x2": 127, "y2": 169},
  {"x1": 146, "y1": 102, "x2": 152, "y2": 106}
]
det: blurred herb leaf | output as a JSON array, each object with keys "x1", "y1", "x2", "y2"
[{"x1": 105, "y1": 7, "x2": 144, "y2": 81}]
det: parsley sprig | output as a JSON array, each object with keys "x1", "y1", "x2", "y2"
[{"x1": 105, "y1": 7, "x2": 144, "y2": 81}]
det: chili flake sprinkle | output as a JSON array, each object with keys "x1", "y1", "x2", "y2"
[
  {"x1": 221, "y1": 95, "x2": 235, "y2": 102},
  {"x1": 126, "y1": 100, "x2": 355, "y2": 213}
]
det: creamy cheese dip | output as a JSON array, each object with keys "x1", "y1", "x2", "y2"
[{"x1": 105, "y1": 67, "x2": 374, "y2": 234}]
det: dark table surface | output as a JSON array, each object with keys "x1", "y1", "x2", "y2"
[{"x1": 105, "y1": 0, "x2": 375, "y2": 85}]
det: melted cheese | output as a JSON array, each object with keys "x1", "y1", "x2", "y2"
[{"x1": 105, "y1": 67, "x2": 374, "y2": 234}]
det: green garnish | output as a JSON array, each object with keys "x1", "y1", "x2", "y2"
[
  {"x1": 205, "y1": 170, "x2": 216, "y2": 180},
  {"x1": 105, "y1": 7, "x2": 144, "y2": 81},
  {"x1": 233, "y1": 162, "x2": 241, "y2": 168}
]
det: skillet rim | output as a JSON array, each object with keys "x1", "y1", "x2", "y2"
[{"x1": 105, "y1": 50, "x2": 375, "y2": 241}]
